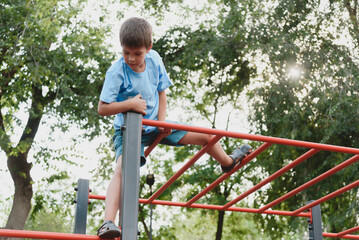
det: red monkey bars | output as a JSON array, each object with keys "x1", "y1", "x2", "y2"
[
  {"x1": 0, "y1": 118, "x2": 358, "y2": 239},
  {"x1": 137, "y1": 119, "x2": 359, "y2": 239}
]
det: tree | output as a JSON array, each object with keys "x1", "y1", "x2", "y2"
[
  {"x1": 157, "y1": 210, "x2": 272, "y2": 240},
  {"x1": 152, "y1": 0, "x2": 359, "y2": 238},
  {"x1": 247, "y1": 0, "x2": 359, "y2": 236},
  {"x1": 0, "y1": 0, "x2": 115, "y2": 232},
  {"x1": 152, "y1": 2, "x2": 256, "y2": 238}
]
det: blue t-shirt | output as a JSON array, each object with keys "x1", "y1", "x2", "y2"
[{"x1": 100, "y1": 49, "x2": 172, "y2": 133}]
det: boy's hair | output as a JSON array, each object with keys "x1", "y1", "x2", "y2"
[{"x1": 120, "y1": 17, "x2": 152, "y2": 49}]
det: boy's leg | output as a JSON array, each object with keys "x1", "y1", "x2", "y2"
[
  {"x1": 178, "y1": 132, "x2": 234, "y2": 167},
  {"x1": 177, "y1": 132, "x2": 252, "y2": 172},
  {"x1": 104, "y1": 156, "x2": 122, "y2": 221},
  {"x1": 97, "y1": 156, "x2": 122, "y2": 238}
]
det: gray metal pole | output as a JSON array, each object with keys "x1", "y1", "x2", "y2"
[
  {"x1": 120, "y1": 111, "x2": 142, "y2": 240},
  {"x1": 146, "y1": 174, "x2": 155, "y2": 240},
  {"x1": 74, "y1": 178, "x2": 90, "y2": 234},
  {"x1": 308, "y1": 201, "x2": 323, "y2": 240}
]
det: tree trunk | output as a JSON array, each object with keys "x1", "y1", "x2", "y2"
[
  {"x1": 215, "y1": 210, "x2": 225, "y2": 240},
  {"x1": 1, "y1": 86, "x2": 44, "y2": 240},
  {"x1": 2, "y1": 155, "x2": 33, "y2": 240}
]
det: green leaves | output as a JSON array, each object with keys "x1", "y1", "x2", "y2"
[
  {"x1": 151, "y1": 0, "x2": 358, "y2": 237},
  {"x1": 247, "y1": 0, "x2": 359, "y2": 236},
  {"x1": 1, "y1": 0, "x2": 116, "y2": 230},
  {"x1": 1, "y1": 0, "x2": 115, "y2": 143}
]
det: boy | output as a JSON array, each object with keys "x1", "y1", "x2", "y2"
[{"x1": 97, "y1": 17, "x2": 252, "y2": 238}]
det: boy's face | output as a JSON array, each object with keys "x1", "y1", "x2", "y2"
[{"x1": 122, "y1": 45, "x2": 152, "y2": 73}]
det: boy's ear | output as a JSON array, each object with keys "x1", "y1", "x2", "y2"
[{"x1": 146, "y1": 44, "x2": 153, "y2": 53}]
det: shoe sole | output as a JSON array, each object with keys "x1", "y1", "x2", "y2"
[{"x1": 99, "y1": 229, "x2": 121, "y2": 239}]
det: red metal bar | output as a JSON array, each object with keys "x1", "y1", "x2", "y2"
[
  {"x1": 140, "y1": 199, "x2": 311, "y2": 217},
  {"x1": 337, "y1": 226, "x2": 359, "y2": 238},
  {"x1": 0, "y1": 229, "x2": 113, "y2": 240},
  {"x1": 185, "y1": 142, "x2": 272, "y2": 207},
  {"x1": 323, "y1": 232, "x2": 359, "y2": 239},
  {"x1": 146, "y1": 135, "x2": 223, "y2": 203},
  {"x1": 89, "y1": 194, "x2": 105, "y2": 200},
  {"x1": 88, "y1": 194, "x2": 310, "y2": 217},
  {"x1": 222, "y1": 148, "x2": 320, "y2": 210},
  {"x1": 292, "y1": 179, "x2": 359, "y2": 215},
  {"x1": 258, "y1": 154, "x2": 359, "y2": 213},
  {"x1": 88, "y1": 195, "x2": 359, "y2": 239},
  {"x1": 142, "y1": 119, "x2": 359, "y2": 154},
  {"x1": 144, "y1": 132, "x2": 168, "y2": 157}
]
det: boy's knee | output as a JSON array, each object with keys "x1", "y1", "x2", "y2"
[
  {"x1": 201, "y1": 134, "x2": 214, "y2": 146},
  {"x1": 114, "y1": 156, "x2": 122, "y2": 175}
]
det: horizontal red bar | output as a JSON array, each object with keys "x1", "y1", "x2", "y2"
[
  {"x1": 88, "y1": 194, "x2": 310, "y2": 218},
  {"x1": 142, "y1": 119, "x2": 359, "y2": 154},
  {"x1": 323, "y1": 232, "x2": 359, "y2": 239},
  {"x1": 2, "y1": 228, "x2": 358, "y2": 240},
  {"x1": 89, "y1": 194, "x2": 105, "y2": 200},
  {"x1": 141, "y1": 199, "x2": 311, "y2": 218},
  {"x1": 0, "y1": 229, "x2": 115, "y2": 240}
]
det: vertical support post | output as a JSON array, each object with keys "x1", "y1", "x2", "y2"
[
  {"x1": 146, "y1": 174, "x2": 155, "y2": 240},
  {"x1": 120, "y1": 111, "x2": 142, "y2": 240},
  {"x1": 308, "y1": 201, "x2": 323, "y2": 240},
  {"x1": 74, "y1": 178, "x2": 90, "y2": 234}
]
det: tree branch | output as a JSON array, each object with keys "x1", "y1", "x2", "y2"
[
  {"x1": 0, "y1": 67, "x2": 18, "y2": 155},
  {"x1": 344, "y1": 0, "x2": 359, "y2": 46},
  {"x1": 17, "y1": 85, "x2": 44, "y2": 155},
  {"x1": 0, "y1": 105, "x2": 12, "y2": 155}
]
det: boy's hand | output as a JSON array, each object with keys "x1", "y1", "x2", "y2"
[
  {"x1": 158, "y1": 127, "x2": 172, "y2": 137},
  {"x1": 130, "y1": 94, "x2": 147, "y2": 115}
]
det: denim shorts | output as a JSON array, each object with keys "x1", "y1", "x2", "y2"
[{"x1": 113, "y1": 122, "x2": 187, "y2": 166}]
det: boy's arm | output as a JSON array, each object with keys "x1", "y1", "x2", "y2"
[
  {"x1": 157, "y1": 90, "x2": 172, "y2": 135},
  {"x1": 98, "y1": 94, "x2": 147, "y2": 116},
  {"x1": 157, "y1": 90, "x2": 167, "y2": 121}
]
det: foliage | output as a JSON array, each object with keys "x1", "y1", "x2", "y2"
[
  {"x1": 151, "y1": 1, "x2": 258, "y2": 239},
  {"x1": 149, "y1": 0, "x2": 359, "y2": 238},
  {"x1": 154, "y1": 210, "x2": 273, "y2": 240},
  {"x1": 1, "y1": 0, "x2": 115, "y2": 154},
  {"x1": 0, "y1": 192, "x2": 11, "y2": 227},
  {"x1": 2, "y1": 0, "x2": 357, "y2": 238},
  {"x1": 90, "y1": 0, "x2": 359, "y2": 237},
  {"x1": 25, "y1": 175, "x2": 74, "y2": 233},
  {"x1": 247, "y1": 0, "x2": 359, "y2": 237},
  {"x1": 25, "y1": 209, "x2": 72, "y2": 233},
  {"x1": 1, "y1": 0, "x2": 115, "y2": 230}
]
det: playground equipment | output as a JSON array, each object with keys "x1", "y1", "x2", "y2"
[{"x1": 0, "y1": 111, "x2": 358, "y2": 239}]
